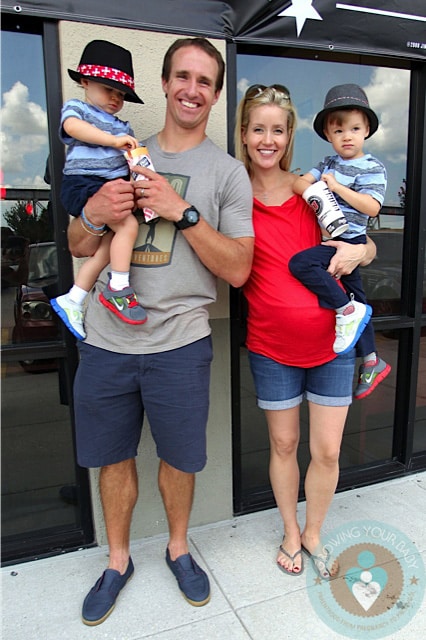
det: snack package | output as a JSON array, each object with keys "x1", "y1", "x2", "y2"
[{"x1": 125, "y1": 146, "x2": 158, "y2": 222}]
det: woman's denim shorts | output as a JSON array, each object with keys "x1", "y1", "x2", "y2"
[{"x1": 248, "y1": 350, "x2": 355, "y2": 410}]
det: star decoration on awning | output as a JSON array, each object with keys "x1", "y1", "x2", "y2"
[{"x1": 278, "y1": 0, "x2": 323, "y2": 37}]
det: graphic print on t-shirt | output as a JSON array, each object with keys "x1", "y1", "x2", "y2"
[{"x1": 131, "y1": 172, "x2": 189, "y2": 268}]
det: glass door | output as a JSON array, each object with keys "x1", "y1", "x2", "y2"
[
  {"x1": 1, "y1": 17, "x2": 93, "y2": 563},
  {"x1": 232, "y1": 50, "x2": 425, "y2": 513}
]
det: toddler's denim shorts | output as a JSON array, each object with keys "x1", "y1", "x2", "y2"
[
  {"x1": 248, "y1": 349, "x2": 355, "y2": 410},
  {"x1": 74, "y1": 337, "x2": 212, "y2": 471}
]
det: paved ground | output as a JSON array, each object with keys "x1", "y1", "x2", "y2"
[{"x1": 2, "y1": 472, "x2": 425, "y2": 640}]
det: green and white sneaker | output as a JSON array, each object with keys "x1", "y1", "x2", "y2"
[
  {"x1": 354, "y1": 357, "x2": 391, "y2": 400},
  {"x1": 51, "y1": 293, "x2": 86, "y2": 340},
  {"x1": 99, "y1": 282, "x2": 147, "y2": 325},
  {"x1": 333, "y1": 300, "x2": 372, "y2": 355}
]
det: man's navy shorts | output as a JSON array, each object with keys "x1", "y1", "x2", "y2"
[{"x1": 73, "y1": 337, "x2": 213, "y2": 472}]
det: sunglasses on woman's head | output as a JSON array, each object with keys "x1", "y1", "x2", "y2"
[{"x1": 244, "y1": 84, "x2": 291, "y2": 101}]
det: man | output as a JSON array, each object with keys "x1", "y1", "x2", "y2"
[{"x1": 67, "y1": 37, "x2": 254, "y2": 626}]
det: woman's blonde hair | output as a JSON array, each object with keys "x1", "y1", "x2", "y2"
[{"x1": 234, "y1": 84, "x2": 297, "y2": 176}]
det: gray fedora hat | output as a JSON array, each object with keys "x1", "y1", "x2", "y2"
[
  {"x1": 313, "y1": 83, "x2": 378, "y2": 140},
  {"x1": 68, "y1": 40, "x2": 143, "y2": 104}
]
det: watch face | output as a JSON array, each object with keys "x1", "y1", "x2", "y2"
[
  {"x1": 175, "y1": 206, "x2": 200, "y2": 230},
  {"x1": 186, "y1": 209, "x2": 199, "y2": 223}
]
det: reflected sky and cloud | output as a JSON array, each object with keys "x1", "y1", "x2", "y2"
[
  {"x1": 1, "y1": 31, "x2": 49, "y2": 195},
  {"x1": 1, "y1": 81, "x2": 48, "y2": 182}
]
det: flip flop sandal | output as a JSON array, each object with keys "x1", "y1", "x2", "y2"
[
  {"x1": 277, "y1": 543, "x2": 304, "y2": 576},
  {"x1": 302, "y1": 545, "x2": 338, "y2": 581}
]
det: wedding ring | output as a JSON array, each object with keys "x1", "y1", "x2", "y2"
[
  {"x1": 335, "y1": 274, "x2": 340, "y2": 280},
  {"x1": 140, "y1": 187, "x2": 145, "y2": 197}
]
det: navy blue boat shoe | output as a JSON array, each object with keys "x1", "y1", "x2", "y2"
[
  {"x1": 165, "y1": 548, "x2": 210, "y2": 606},
  {"x1": 82, "y1": 557, "x2": 134, "y2": 626}
]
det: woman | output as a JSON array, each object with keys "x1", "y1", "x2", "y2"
[{"x1": 235, "y1": 84, "x2": 376, "y2": 579}]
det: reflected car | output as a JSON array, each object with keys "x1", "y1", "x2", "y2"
[
  {"x1": 361, "y1": 230, "x2": 426, "y2": 333},
  {"x1": 362, "y1": 230, "x2": 403, "y2": 316},
  {"x1": 1, "y1": 234, "x2": 30, "y2": 289},
  {"x1": 12, "y1": 242, "x2": 61, "y2": 372}
]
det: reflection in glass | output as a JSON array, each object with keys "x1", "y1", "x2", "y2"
[
  {"x1": 361, "y1": 224, "x2": 404, "y2": 316},
  {"x1": 1, "y1": 26, "x2": 57, "y2": 350},
  {"x1": 1, "y1": 362, "x2": 79, "y2": 539},
  {"x1": 414, "y1": 335, "x2": 426, "y2": 453},
  {"x1": 1, "y1": 30, "x2": 48, "y2": 190},
  {"x1": 2, "y1": 197, "x2": 54, "y2": 244},
  {"x1": 2, "y1": 235, "x2": 61, "y2": 350}
]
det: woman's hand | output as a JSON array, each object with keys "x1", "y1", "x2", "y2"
[{"x1": 323, "y1": 236, "x2": 376, "y2": 278}]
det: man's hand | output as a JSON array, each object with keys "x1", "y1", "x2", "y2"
[
  {"x1": 85, "y1": 179, "x2": 136, "y2": 228},
  {"x1": 133, "y1": 166, "x2": 188, "y2": 222},
  {"x1": 68, "y1": 178, "x2": 136, "y2": 257}
]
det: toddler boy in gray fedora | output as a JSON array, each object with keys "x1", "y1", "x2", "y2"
[
  {"x1": 291, "y1": 83, "x2": 391, "y2": 399},
  {"x1": 51, "y1": 40, "x2": 147, "y2": 339}
]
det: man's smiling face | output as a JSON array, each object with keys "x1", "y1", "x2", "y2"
[{"x1": 162, "y1": 45, "x2": 220, "y2": 131}]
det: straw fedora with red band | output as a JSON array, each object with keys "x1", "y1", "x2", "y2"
[
  {"x1": 68, "y1": 40, "x2": 143, "y2": 104},
  {"x1": 313, "y1": 83, "x2": 378, "y2": 141}
]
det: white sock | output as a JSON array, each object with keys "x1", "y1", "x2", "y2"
[
  {"x1": 336, "y1": 300, "x2": 354, "y2": 315},
  {"x1": 363, "y1": 352, "x2": 377, "y2": 365},
  {"x1": 109, "y1": 271, "x2": 130, "y2": 291},
  {"x1": 68, "y1": 285, "x2": 87, "y2": 306}
]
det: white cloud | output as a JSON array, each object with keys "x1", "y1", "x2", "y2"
[
  {"x1": 296, "y1": 116, "x2": 312, "y2": 131},
  {"x1": 16, "y1": 174, "x2": 47, "y2": 188},
  {"x1": 363, "y1": 68, "x2": 410, "y2": 164},
  {"x1": 237, "y1": 77, "x2": 250, "y2": 96},
  {"x1": 2, "y1": 81, "x2": 47, "y2": 134},
  {"x1": 1, "y1": 81, "x2": 48, "y2": 176}
]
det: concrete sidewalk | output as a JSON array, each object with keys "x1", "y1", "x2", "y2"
[{"x1": 2, "y1": 472, "x2": 425, "y2": 640}]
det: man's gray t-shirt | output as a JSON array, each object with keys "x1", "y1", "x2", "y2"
[{"x1": 84, "y1": 135, "x2": 254, "y2": 354}]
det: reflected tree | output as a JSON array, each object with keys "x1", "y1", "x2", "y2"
[{"x1": 3, "y1": 201, "x2": 52, "y2": 244}]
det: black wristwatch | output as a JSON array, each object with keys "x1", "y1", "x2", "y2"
[{"x1": 174, "y1": 206, "x2": 200, "y2": 230}]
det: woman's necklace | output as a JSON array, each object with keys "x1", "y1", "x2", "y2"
[{"x1": 252, "y1": 184, "x2": 283, "y2": 202}]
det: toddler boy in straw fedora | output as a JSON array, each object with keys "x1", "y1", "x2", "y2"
[
  {"x1": 51, "y1": 40, "x2": 147, "y2": 339},
  {"x1": 291, "y1": 83, "x2": 391, "y2": 399}
]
